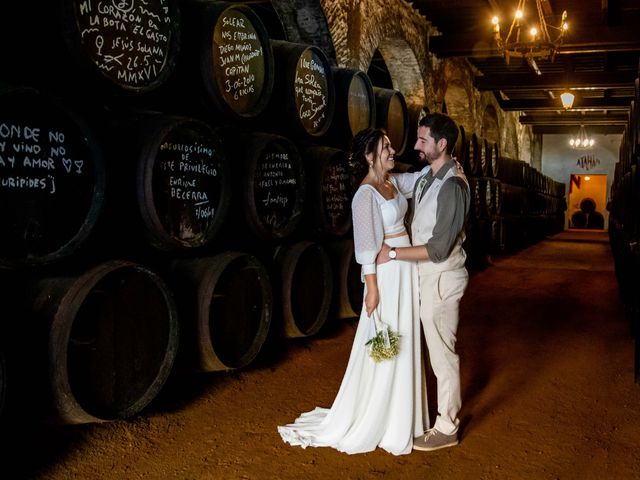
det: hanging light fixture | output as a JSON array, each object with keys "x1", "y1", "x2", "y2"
[
  {"x1": 569, "y1": 125, "x2": 595, "y2": 149},
  {"x1": 560, "y1": 91, "x2": 575, "y2": 109},
  {"x1": 492, "y1": 0, "x2": 568, "y2": 67}
]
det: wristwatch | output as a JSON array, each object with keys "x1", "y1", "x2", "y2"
[{"x1": 388, "y1": 247, "x2": 397, "y2": 260}]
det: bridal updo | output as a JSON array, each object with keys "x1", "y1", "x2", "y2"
[{"x1": 348, "y1": 127, "x2": 386, "y2": 188}]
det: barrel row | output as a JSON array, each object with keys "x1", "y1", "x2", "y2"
[
  {"x1": 467, "y1": 178, "x2": 565, "y2": 222},
  {"x1": 454, "y1": 128, "x2": 500, "y2": 179},
  {"x1": 0, "y1": 236, "x2": 364, "y2": 423},
  {"x1": 0, "y1": 2, "x2": 411, "y2": 150},
  {"x1": 610, "y1": 75, "x2": 640, "y2": 246},
  {"x1": 0, "y1": 86, "x2": 382, "y2": 268},
  {"x1": 618, "y1": 79, "x2": 640, "y2": 175},
  {"x1": 463, "y1": 151, "x2": 566, "y2": 263},
  {"x1": 609, "y1": 74, "x2": 640, "y2": 382}
]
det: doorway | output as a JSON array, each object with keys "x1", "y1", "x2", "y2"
[{"x1": 567, "y1": 174, "x2": 608, "y2": 230}]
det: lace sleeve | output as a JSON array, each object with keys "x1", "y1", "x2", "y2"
[{"x1": 352, "y1": 187, "x2": 384, "y2": 276}]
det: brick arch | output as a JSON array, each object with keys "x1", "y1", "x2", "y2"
[
  {"x1": 443, "y1": 80, "x2": 474, "y2": 133},
  {"x1": 481, "y1": 104, "x2": 500, "y2": 144},
  {"x1": 369, "y1": 38, "x2": 426, "y2": 110},
  {"x1": 503, "y1": 120, "x2": 520, "y2": 160},
  {"x1": 518, "y1": 126, "x2": 534, "y2": 163},
  {"x1": 320, "y1": 0, "x2": 431, "y2": 110}
]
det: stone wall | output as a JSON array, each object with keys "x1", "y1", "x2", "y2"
[{"x1": 282, "y1": 0, "x2": 539, "y2": 164}]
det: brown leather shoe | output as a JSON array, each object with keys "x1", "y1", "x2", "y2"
[{"x1": 413, "y1": 428, "x2": 459, "y2": 452}]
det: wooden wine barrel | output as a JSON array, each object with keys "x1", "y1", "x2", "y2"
[
  {"x1": 453, "y1": 126, "x2": 466, "y2": 164},
  {"x1": 630, "y1": 100, "x2": 638, "y2": 159},
  {"x1": 178, "y1": 0, "x2": 274, "y2": 120},
  {"x1": 275, "y1": 241, "x2": 333, "y2": 338},
  {"x1": 1, "y1": 0, "x2": 180, "y2": 94},
  {"x1": 0, "y1": 86, "x2": 105, "y2": 268},
  {"x1": 501, "y1": 215, "x2": 526, "y2": 252},
  {"x1": 635, "y1": 78, "x2": 640, "y2": 158},
  {"x1": 326, "y1": 67, "x2": 376, "y2": 147},
  {"x1": 468, "y1": 177, "x2": 491, "y2": 220},
  {"x1": 169, "y1": 252, "x2": 272, "y2": 371},
  {"x1": 108, "y1": 113, "x2": 231, "y2": 251},
  {"x1": 488, "y1": 216, "x2": 505, "y2": 255},
  {"x1": 491, "y1": 178, "x2": 502, "y2": 216},
  {"x1": 268, "y1": 40, "x2": 335, "y2": 138},
  {"x1": 373, "y1": 87, "x2": 409, "y2": 156},
  {"x1": 479, "y1": 137, "x2": 489, "y2": 177},
  {"x1": 241, "y1": 1, "x2": 288, "y2": 40},
  {"x1": 587, "y1": 211, "x2": 605, "y2": 230},
  {"x1": 456, "y1": 126, "x2": 472, "y2": 175},
  {"x1": 580, "y1": 198, "x2": 597, "y2": 214},
  {"x1": 301, "y1": 146, "x2": 352, "y2": 238},
  {"x1": 488, "y1": 142, "x2": 500, "y2": 178},
  {"x1": 496, "y1": 156, "x2": 526, "y2": 187},
  {"x1": 465, "y1": 133, "x2": 482, "y2": 177},
  {"x1": 482, "y1": 177, "x2": 493, "y2": 218},
  {"x1": 27, "y1": 260, "x2": 179, "y2": 424},
  {"x1": 499, "y1": 184, "x2": 525, "y2": 216},
  {"x1": 0, "y1": 347, "x2": 5, "y2": 419},
  {"x1": 571, "y1": 210, "x2": 587, "y2": 228},
  {"x1": 223, "y1": 132, "x2": 305, "y2": 241},
  {"x1": 467, "y1": 178, "x2": 482, "y2": 221},
  {"x1": 325, "y1": 238, "x2": 364, "y2": 319}
]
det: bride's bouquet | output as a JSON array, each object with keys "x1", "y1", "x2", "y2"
[{"x1": 365, "y1": 311, "x2": 400, "y2": 363}]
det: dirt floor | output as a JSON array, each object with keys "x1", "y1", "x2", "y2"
[{"x1": 2, "y1": 230, "x2": 640, "y2": 479}]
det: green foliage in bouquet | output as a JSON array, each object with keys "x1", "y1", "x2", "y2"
[{"x1": 365, "y1": 327, "x2": 400, "y2": 363}]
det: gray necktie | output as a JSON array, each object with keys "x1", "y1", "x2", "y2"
[{"x1": 416, "y1": 175, "x2": 428, "y2": 202}]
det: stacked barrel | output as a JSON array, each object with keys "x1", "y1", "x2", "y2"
[
  {"x1": 609, "y1": 74, "x2": 640, "y2": 383},
  {"x1": 0, "y1": 0, "x2": 576, "y2": 424},
  {"x1": 0, "y1": 0, "x2": 420, "y2": 422},
  {"x1": 456, "y1": 129, "x2": 566, "y2": 267}
]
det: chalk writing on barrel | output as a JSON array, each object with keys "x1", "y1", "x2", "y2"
[
  {"x1": 214, "y1": 9, "x2": 265, "y2": 112},
  {"x1": 75, "y1": 0, "x2": 173, "y2": 87},
  {"x1": 157, "y1": 139, "x2": 221, "y2": 227},
  {"x1": 0, "y1": 122, "x2": 86, "y2": 195},
  {"x1": 322, "y1": 162, "x2": 350, "y2": 227},
  {"x1": 254, "y1": 151, "x2": 298, "y2": 229},
  {"x1": 294, "y1": 50, "x2": 328, "y2": 134}
]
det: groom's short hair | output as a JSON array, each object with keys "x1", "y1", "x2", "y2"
[{"x1": 418, "y1": 113, "x2": 459, "y2": 155}]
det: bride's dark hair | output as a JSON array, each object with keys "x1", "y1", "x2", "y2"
[{"x1": 348, "y1": 128, "x2": 386, "y2": 188}]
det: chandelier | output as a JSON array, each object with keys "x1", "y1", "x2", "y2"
[
  {"x1": 492, "y1": 0, "x2": 568, "y2": 67},
  {"x1": 569, "y1": 125, "x2": 594, "y2": 149}
]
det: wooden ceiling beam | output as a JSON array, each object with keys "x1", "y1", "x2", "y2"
[
  {"x1": 518, "y1": 111, "x2": 629, "y2": 125},
  {"x1": 496, "y1": 96, "x2": 633, "y2": 111},
  {"x1": 476, "y1": 71, "x2": 637, "y2": 91},
  {"x1": 532, "y1": 124, "x2": 625, "y2": 134},
  {"x1": 429, "y1": 26, "x2": 640, "y2": 57}
]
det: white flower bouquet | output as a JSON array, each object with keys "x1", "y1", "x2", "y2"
[{"x1": 365, "y1": 311, "x2": 400, "y2": 363}]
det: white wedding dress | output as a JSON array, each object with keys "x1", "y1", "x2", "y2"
[{"x1": 278, "y1": 177, "x2": 427, "y2": 455}]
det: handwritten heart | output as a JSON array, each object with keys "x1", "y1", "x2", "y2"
[{"x1": 62, "y1": 158, "x2": 72, "y2": 173}]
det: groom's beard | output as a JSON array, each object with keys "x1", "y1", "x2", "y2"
[{"x1": 417, "y1": 150, "x2": 435, "y2": 164}]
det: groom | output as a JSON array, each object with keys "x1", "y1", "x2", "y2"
[{"x1": 378, "y1": 112, "x2": 470, "y2": 452}]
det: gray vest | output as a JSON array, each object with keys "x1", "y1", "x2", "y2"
[{"x1": 411, "y1": 163, "x2": 468, "y2": 275}]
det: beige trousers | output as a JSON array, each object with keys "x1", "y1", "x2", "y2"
[{"x1": 419, "y1": 267, "x2": 468, "y2": 435}]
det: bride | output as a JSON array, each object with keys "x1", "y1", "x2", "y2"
[{"x1": 278, "y1": 128, "x2": 427, "y2": 455}]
